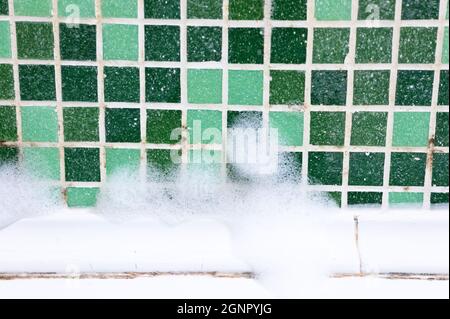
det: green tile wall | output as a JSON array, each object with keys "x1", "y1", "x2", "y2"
[{"x1": 0, "y1": 0, "x2": 448, "y2": 208}]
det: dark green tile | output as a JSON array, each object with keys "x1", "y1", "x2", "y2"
[
  {"x1": 395, "y1": 70, "x2": 434, "y2": 106},
  {"x1": 348, "y1": 192, "x2": 383, "y2": 206},
  {"x1": 311, "y1": 70, "x2": 347, "y2": 106},
  {"x1": 0, "y1": 64, "x2": 14, "y2": 100},
  {"x1": 435, "y1": 112, "x2": 449, "y2": 147},
  {"x1": 229, "y1": 0, "x2": 264, "y2": 20},
  {"x1": 147, "y1": 109, "x2": 182, "y2": 144},
  {"x1": 313, "y1": 28, "x2": 350, "y2": 64},
  {"x1": 61, "y1": 66, "x2": 98, "y2": 102},
  {"x1": 227, "y1": 111, "x2": 263, "y2": 129},
  {"x1": 399, "y1": 27, "x2": 437, "y2": 64},
  {"x1": 271, "y1": 28, "x2": 307, "y2": 64},
  {"x1": 353, "y1": 70, "x2": 390, "y2": 105},
  {"x1": 438, "y1": 70, "x2": 449, "y2": 106},
  {"x1": 144, "y1": 0, "x2": 180, "y2": 19},
  {"x1": 0, "y1": 0, "x2": 8, "y2": 15},
  {"x1": 389, "y1": 152, "x2": 427, "y2": 186},
  {"x1": 145, "y1": 68, "x2": 180, "y2": 103},
  {"x1": 105, "y1": 108, "x2": 141, "y2": 143},
  {"x1": 19, "y1": 64, "x2": 56, "y2": 101},
  {"x1": 272, "y1": 0, "x2": 307, "y2": 20},
  {"x1": 402, "y1": 0, "x2": 440, "y2": 20},
  {"x1": 187, "y1": 26, "x2": 222, "y2": 62},
  {"x1": 65, "y1": 147, "x2": 101, "y2": 182},
  {"x1": 229, "y1": 28, "x2": 264, "y2": 64},
  {"x1": 60, "y1": 23, "x2": 96, "y2": 61},
  {"x1": 16, "y1": 22, "x2": 54, "y2": 60},
  {"x1": 104, "y1": 67, "x2": 140, "y2": 103},
  {"x1": 63, "y1": 107, "x2": 99, "y2": 142},
  {"x1": 310, "y1": 112, "x2": 345, "y2": 146},
  {"x1": 431, "y1": 193, "x2": 449, "y2": 204},
  {"x1": 308, "y1": 152, "x2": 343, "y2": 185},
  {"x1": 0, "y1": 106, "x2": 17, "y2": 141},
  {"x1": 187, "y1": 0, "x2": 222, "y2": 19},
  {"x1": 349, "y1": 152, "x2": 385, "y2": 186},
  {"x1": 351, "y1": 112, "x2": 388, "y2": 146},
  {"x1": 277, "y1": 152, "x2": 302, "y2": 183},
  {"x1": 145, "y1": 25, "x2": 180, "y2": 61},
  {"x1": 148, "y1": 148, "x2": 181, "y2": 180},
  {"x1": 270, "y1": 70, "x2": 305, "y2": 105},
  {"x1": 432, "y1": 153, "x2": 449, "y2": 187},
  {"x1": 356, "y1": 28, "x2": 393, "y2": 63},
  {"x1": 358, "y1": 0, "x2": 395, "y2": 20},
  {"x1": 0, "y1": 147, "x2": 18, "y2": 166}
]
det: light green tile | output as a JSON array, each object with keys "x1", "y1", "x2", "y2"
[
  {"x1": 0, "y1": 21, "x2": 11, "y2": 58},
  {"x1": 58, "y1": 0, "x2": 95, "y2": 18},
  {"x1": 389, "y1": 192, "x2": 423, "y2": 205},
  {"x1": 106, "y1": 148, "x2": 140, "y2": 176},
  {"x1": 23, "y1": 147, "x2": 60, "y2": 180},
  {"x1": 188, "y1": 149, "x2": 222, "y2": 177},
  {"x1": 14, "y1": 0, "x2": 52, "y2": 17},
  {"x1": 315, "y1": 0, "x2": 352, "y2": 21},
  {"x1": 392, "y1": 112, "x2": 430, "y2": 147},
  {"x1": 269, "y1": 112, "x2": 304, "y2": 146},
  {"x1": 188, "y1": 69, "x2": 222, "y2": 104},
  {"x1": 67, "y1": 187, "x2": 99, "y2": 207},
  {"x1": 187, "y1": 109, "x2": 222, "y2": 144},
  {"x1": 102, "y1": 0, "x2": 137, "y2": 18},
  {"x1": 228, "y1": 70, "x2": 263, "y2": 105},
  {"x1": 443, "y1": 27, "x2": 449, "y2": 64},
  {"x1": 21, "y1": 106, "x2": 58, "y2": 142},
  {"x1": 103, "y1": 24, "x2": 139, "y2": 61}
]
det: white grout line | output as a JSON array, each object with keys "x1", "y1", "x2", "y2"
[
  {"x1": 262, "y1": 0, "x2": 272, "y2": 173},
  {"x1": 180, "y1": 0, "x2": 188, "y2": 168},
  {"x1": 221, "y1": 0, "x2": 229, "y2": 179},
  {"x1": 138, "y1": 0, "x2": 147, "y2": 182}
]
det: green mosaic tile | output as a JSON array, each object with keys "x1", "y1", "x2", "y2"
[
  {"x1": 188, "y1": 150, "x2": 222, "y2": 170},
  {"x1": 432, "y1": 153, "x2": 449, "y2": 187},
  {"x1": 0, "y1": 0, "x2": 8, "y2": 15},
  {"x1": 187, "y1": 110, "x2": 222, "y2": 144},
  {"x1": 277, "y1": 152, "x2": 302, "y2": 183},
  {"x1": 228, "y1": 70, "x2": 263, "y2": 106},
  {"x1": 63, "y1": 107, "x2": 99, "y2": 142},
  {"x1": 60, "y1": 23, "x2": 96, "y2": 61},
  {"x1": 349, "y1": 152, "x2": 385, "y2": 186},
  {"x1": 353, "y1": 70, "x2": 390, "y2": 106},
  {"x1": 0, "y1": 21, "x2": 11, "y2": 58},
  {"x1": 393, "y1": 112, "x2": 430, "y2": 147},
  {"x1": 308, "y1": 152, "x2": 343, "y2": 185},
  {"x1": 23, "y1": 147, "x2": 60, "y2": 180},
  {"x1": 310, "y1": 112, "x2": 345, "y2": 146},
  {"x1": 19, "y1": 64, "x2": 56, "y2": 101},
  {"x1": 61, "y1": 66, "x2": 98, "y2": 102},
  {"x1": 21, "y1": 106, "x2": 58, "y2": 142},
  {"x1": 147, "y1": 109, "x2": 182, "y2": 144},
  {"x1": 311, "y1": 71, "x2": 347, "y2": 106},
  {"x1": 315, "y1": 0, "x2": 352, "y2": 21},
  {"x1": 443, "y1": 28, "x2": 449, "y2": 64},
  {"x1": 66, "y1": 187, "x2": 99, "y2": 208},
  {"x1": 229, "y1": 28, "x2": 264, "y2": 64},
  {"x1": 389, "y1": 192, "x2": 424, "y2": 206},
  {"x1": 147, "y1": 148, "x2": 181, "y2": 180},
  {"x1": 14, "y1": 0, "x2": 52, "y2": 17},
  {"x1": 227, "y1": 111, "x2": 263, "y2": 128},
  {"x1": 272, "y1": 0, "x2": 307, "y2": 20},
  {"x1": 103, "y1": 24, "x2": 139, "y2": 61},
  {"x1": 145, "y1": 25, "x2": 180, "y2": 62},
  {"x1": 0, "y1": 147, "x2": 18, "y2": 166},
  {"x1": 106, "y1": 148, "x2": 140, "y2": 176},
  {"x1": 58, "y1": 0, "x2": 95, "y2": 18},
  {"x1": 351, "y1": 112, "x2": 388, "y2": 146},
  {"x1": 438, "y1": 70, "x2": 449, "y2": 106},
  {"x1": 105, "y1": 108, "x2": 141, "y2": 143},
  {"x1": 187, "y1": 26, "x2": 222, "y2": 62},
  {"x1": 0, "y1": 64, "x2": 14, "y2": 100},
  {"x1": 0, "y1": 106, "x2": 17, "y2": 141},
  {"x1": 270, "y1": 111, "x2": 304, "y2": 146},
  {"x1": 144, "y1": 0, "x2": 180, "y2": 19},
  {"x1": 358, "y1": 0, "x2": 395, "y2": 20},
  {"x1": 402, "y1": 0, "x2": 440, "y2": 20},
  {"x1": 431, "y1": 193, "x2": 449, "y2": 204},
  {"x1": 435, "y1": 112, "x2": 449, "y2": 147},
  {"x1": 399, "y1": 27, "x2": 437, "y2": 64},
  {"x1": 389, "y1": 152, "x2": 427, "y2": 186},
  {"x1": 348, "y1": 192, "x2": 383, "y2": 206},
  {"x1": 188, "y1": 69, "x2": 222, "y2": 104},
  {"x1": 229, "y1": 0, "x2": 264, "y2": 20},
  {"x1": 271, "y1": 28, "x2": 307, "y2": 64},
  {"x1": 356, "y1": 28, "x2": 393, "y2": 63},
  {"x1": 102, "y1": 0, "x2": 137, "y2": 18},
  {"x1": 187, "y1": 0, "x2": 222, "y2": 19},
  {"x1": 395, "y1": 70, "x2": 434, "y2": 106},
  {"x1": 145, "y1": 67, "x2": 180, "y2": 103},
  {"x1": 65, "y1": 147, "x2": 100, "y2": 182},
  {"x1": 16, "y1": 22, "x2": 54, "y2": 60},
  {"x1": 104, "y1": 67, "x2": 140, "y2": 103},
  {"x1": 313, "y1": 28, "x2": 350, "y2": 64},
  {"x1": 270, "y1": 70, "x2": 305, "y2": 105}
]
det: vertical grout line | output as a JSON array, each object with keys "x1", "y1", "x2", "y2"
[
  {"x1": 138, "y1": 0, "x2": 147, "y2": 181},
  {"x1": 221, "y1": 0, "x2": 229, "y2": 180},
  {"x1": 180, "y1": 0, "x2": 188, "y2": 167},
  {"x1": 263, "y1": 0, "x2": 272, "y2": 156},
  {"x1": 424, "y1": 0, "x2": 448, "y2": 209},
  {"x1": 382, "y1": 0, "x2": 403, "y2": 209}
]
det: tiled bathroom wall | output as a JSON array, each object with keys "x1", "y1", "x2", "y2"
[{"x1": 0, "y1": 0, "x2": 449, "y2": 208}]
